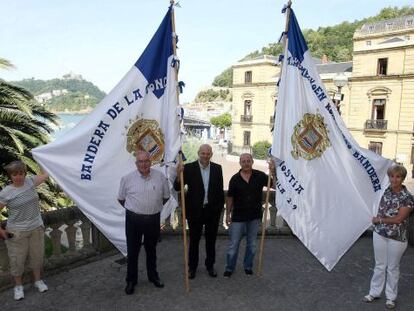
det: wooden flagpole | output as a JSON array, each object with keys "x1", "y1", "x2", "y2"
[
  {"x1": 257, "y1": 0, "x2": 292, "y2": 277},
  {"x1": 256, "y1": 167, "x2": 272, "y2": 277},
  {"x1": 170, "y1": 0, "x2": 190, "y2": 293}
]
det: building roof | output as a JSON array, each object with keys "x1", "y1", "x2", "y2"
[
  {"x1": 316, "y1": 61, "x2": 353, "y2": 74},
  {"x1": 379, "y1": 37, "x2": 405, "y2": 44},
  {"x1": 356, "y1": 15, "x2": 414, "y2": 36},
  {"x1": 244, "y1": 55, "x2": 278, "y2": 61},
  {"x1": 270, "y1": 60, "x2": 353, "y2": 79}
]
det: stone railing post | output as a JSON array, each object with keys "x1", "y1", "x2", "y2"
[
  {"x1": 80, "y1": 218, "x2": 93, "y2": 251},
  {"x1": 176, "y1": 206, "x2": 183, "y2": 229},
  {"x1": 170, "y1": 208, "x2": 179, "y2": 230},
  {"x1": 275, "y1": 209, "x2": 285, "y2": 230},
  {"x1": 91, "y1": 223, "x2": 115, "y2": 253},
  {"x1": 65, "y1": 220, "x2": 78, "y2": 256},
  {"x1": 162, "y1": 215, "x2": 172, "y2": 231},
  {"x1": 269, "y1": 203, "x2": 276, "y2": 227},
  {"x1": 50, "y1": 223, "x2": 63, "y2": 259}
]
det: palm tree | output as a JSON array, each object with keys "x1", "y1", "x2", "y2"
[{"x1": 0, "y1": 58, "x2": 62, "y2": 209}]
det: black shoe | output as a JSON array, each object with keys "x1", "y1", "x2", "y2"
[
  {"x1": 244, "y1": 269, "x2": 253, "y2": 275},
  {"x1": 189, "y1": 270, "x2": 196, "y2": 279},
  {"x1": 207, "y1": 267, "x2": 217, "y2": 278},
  {"x1": 150, "y1": 278, "x2": 164, "y2": 288},
  {"x1": 223, "y1": 271, "x2": 232, "y2": 278},
  {"x1": 125, "y1": 282, "x2": 135, "y2": 295}
]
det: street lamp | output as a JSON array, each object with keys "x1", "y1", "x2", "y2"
[{"x1": 333, "y1": 72, "x2": 348, "y2": 115}]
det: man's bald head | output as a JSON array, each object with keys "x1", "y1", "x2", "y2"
[{"x1": 198, "y1": 144, "x2": 213, "y2": 167}]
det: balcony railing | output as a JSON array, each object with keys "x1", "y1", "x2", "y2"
[
  {"x1": 365, "y1": 119, "x2": 388, "y2": 131},
  {"x1": 240, "y1": 115, "x2": 253, "y2": 123}
]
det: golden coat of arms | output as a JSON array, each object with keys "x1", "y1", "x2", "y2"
[
  {"x1": 291, "y1": 113, "x2": 331, "y2": 160},
  {"x1": 126, "y1": 118, "x2": 165, "y2": 165}
]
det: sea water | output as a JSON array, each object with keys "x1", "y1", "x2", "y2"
[{"x1": 52, "y1": 114, "x2": 86, "y2": 140}]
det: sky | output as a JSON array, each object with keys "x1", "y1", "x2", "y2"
[{"x1": 1, "y1": 0, "x2": 412, "y2": 103}]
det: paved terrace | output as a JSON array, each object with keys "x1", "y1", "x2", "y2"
[{"x1": 1, "y1": 236, "x2": 413, "y2": 311}]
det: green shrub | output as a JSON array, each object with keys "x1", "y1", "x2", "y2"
[
  {"x1": 45, "y1": 235, "x2": 68, "y2": 258},
  {"x1": 181, "y1": 137, "x2": 202, "y2": 163},
  {"x1": 252, "y1": 141, "x2": 271, "y2": 160}
]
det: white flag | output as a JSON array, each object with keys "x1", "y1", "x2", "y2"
[
  {"x1": 271, "y1": 9, "x2": 392, "y2": 271},
  {"x1": 32, "y1": 5, "x2": 181, "y2": 255}
]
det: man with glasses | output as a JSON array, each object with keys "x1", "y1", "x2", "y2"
[{"x1": 118, "y1": 150, "x2": 170, "y2": 295}]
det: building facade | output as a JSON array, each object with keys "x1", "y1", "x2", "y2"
[{"x1": 231, "y1": 15, "x2": 414, "y2": 173}]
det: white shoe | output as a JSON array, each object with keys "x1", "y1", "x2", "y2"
[
  {"x1": 362, "y1": 294, "x2": 379, "y2": 303},
  {"x1": 34, "y1": 280, "x2": 48, "y2": 293},
  {"x1": 14, "y1": 285, "x2": 24, "y2": 301},
  {"x1": 385, "y1": 300, "x2": 396, "y2": 309}
]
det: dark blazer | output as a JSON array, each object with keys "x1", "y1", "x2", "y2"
[{"x1": 174, "y1": 161, "x2": 224, "y2": 221}]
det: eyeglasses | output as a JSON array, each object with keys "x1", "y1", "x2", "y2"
[{"x1": 136, "y1": 160, "x2": 151, "y2": 164}]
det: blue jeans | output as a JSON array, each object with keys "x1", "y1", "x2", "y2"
[{"x1": 225, "y1": 219, "x2": 261, "y2": 272}]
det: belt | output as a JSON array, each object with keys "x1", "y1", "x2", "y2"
[{"x1": 126, "y1": 210, "x2": 160, "y2": 218}]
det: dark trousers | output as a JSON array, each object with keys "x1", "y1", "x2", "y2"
[
  {"x1": 125, "y1": 210, "x2": 160, "y2": 284},
  {"x1": 188, "y1": 210, "x2": 220, "y2": 271}
]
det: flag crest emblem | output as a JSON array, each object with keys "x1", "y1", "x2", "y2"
[
  {"x1": 291, "y1": 113, "x2": 331, "y2": 160},
  {"x1": 126, "y1": 119, "x2": 165, "y2": 165}
]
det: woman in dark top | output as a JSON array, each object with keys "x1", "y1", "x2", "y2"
[{"x1": 363, "y1": 164, "x2": 413, "y2": 309}]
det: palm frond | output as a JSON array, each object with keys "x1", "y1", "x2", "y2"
[
  {"x1": 0, "y1": 125, "x2": 25, "y2": 154},
  {"x1": 0, "y1": 58, "x2": 15, "y2": 70}
]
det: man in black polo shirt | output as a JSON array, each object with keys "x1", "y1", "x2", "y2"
[{"x1": 223, "y1": 153, "x2": 274, "y2": 277}]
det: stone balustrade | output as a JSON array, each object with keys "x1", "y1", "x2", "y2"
[
  {"x1": 163, "y1": 190, "x2": 289, "y2": 235},
  {"x1": 0, "y1": 206, "x2": 105, "y2": 290},
  {"x1": 1, "y1": 190, "x2": 413, "y2": 290}
]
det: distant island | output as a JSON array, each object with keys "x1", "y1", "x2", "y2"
[{"x1": 11, "y1": 72, "x2": 106, "y2": 113}]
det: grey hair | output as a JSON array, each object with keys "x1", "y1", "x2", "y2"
[
  {"x1": 239, "y1": 153, "x2": 253, "y2": 161},
  {"x1": 387, "y1": 164, "x2": 407, "y2": 180},
  {"x1": 4, "y1": 161, "x2": 27, "y2": 176},
  {"x1": 135, "y1": 150, "x2": 151, "y2": 157},
  {"x1": 198, "y1": 144, "x2": 212, "y2": 153}
]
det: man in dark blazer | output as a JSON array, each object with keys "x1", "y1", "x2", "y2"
[{"x1": 174, "y1": 144, "x2": 224, "y2": 279}]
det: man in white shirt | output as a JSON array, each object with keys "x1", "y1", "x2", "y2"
[{"x1": 118, "y1": 150, "x2": 170, "y2": 295}]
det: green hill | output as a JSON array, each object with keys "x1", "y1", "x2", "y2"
[
  {"x1": 11, "y1": 77, "x2": 106, "y2": 112},
  {"x1": 212, "y1": 5, "x2": 414, "y2": 88}
]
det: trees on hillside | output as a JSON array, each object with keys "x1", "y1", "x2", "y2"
[
  {"x1": 210, "y1": 113, "x2": 232, "y2": 130},
  {"x1": 194, "y1": 88, "x2": 230, "y2": 103},
  {"x1": 212, "y1": 5, "x2": 414, "y2": 88},
  {"x1": 212, "y1": 68, "x2": 233, "y2": 88}
]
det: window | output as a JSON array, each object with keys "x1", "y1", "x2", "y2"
[
  {"x1": 243, "y1": 131, "x2": 251, "y2": 146},
  {"x1": 369, "y1": 142, "x2": 383, "y2": 155},
  {"x1": 411, "y1": 145, "x2": 414, "y2": 165},
  {"x1": 369, "y1": 25, "x2": 374, "y2": 32},
  {"x1": 372, "y1": 99, "x2": 386, "y2": 120},
  {"x1": 377, "y1": 58, "x2": 388, "y2": 76},
  {"x1": 244, "y1": 71, "x2": 252, "y2": 84},
  {"x1": 407, "y1": 19, "x2": 413, "y2": 26},
  {"x1": 366, "y1": 40, "x2": 371, "y2": 46},
  {"x1": 244, "y1": 100, "x2": 252, "y2": 115}
]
